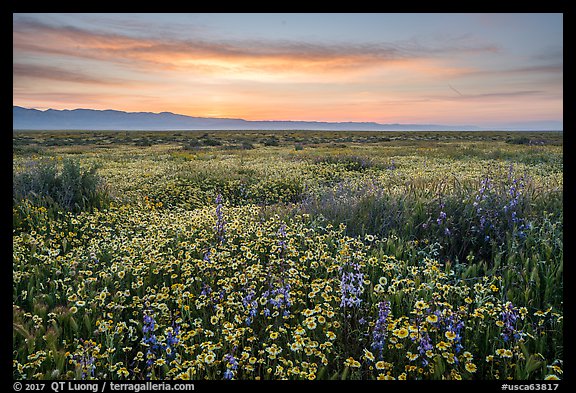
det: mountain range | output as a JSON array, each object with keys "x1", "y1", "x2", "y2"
[{"x1": 12, "y1": 106, "x2": 562, "y2": 131}]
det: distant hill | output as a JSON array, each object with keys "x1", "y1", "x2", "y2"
[
  {"x1": 12, "y1": 106, "x2": 562, "y2": 131},
  {"x1": 13, "y1": 106, "x2": 485, "y2": 131}
]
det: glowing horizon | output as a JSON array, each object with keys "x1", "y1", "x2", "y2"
[{"x1": 13, "y1": 13, "x2": 563, "y2": 127}]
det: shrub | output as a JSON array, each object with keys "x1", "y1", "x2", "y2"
[
  {"x1": 315, "y1": 155, "x2": 376, "y2": 171},
  {"x1": 182, "y1": 138, "x2": 203, "y2": 150},
  {"x1": 263, "y1": 138, "x2": 279, "y2": 146},
  {"x1": 202, "y1": 137, "x2": 222, "y2": 146},
  {"x1": 506, "y1": 136, "x2": 531, "y2": 145},
  {"x1": 13, "y1": 158, "x2": 111, "y2": 232}
]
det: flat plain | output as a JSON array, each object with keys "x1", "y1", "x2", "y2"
[{"x1": 13, "y1": 130, "x2": 563, "y2": 380}]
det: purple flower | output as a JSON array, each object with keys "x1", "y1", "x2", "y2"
[
  {"x1": 339, "y1": 256, "x2": 364, "y2": 309},
  {"x1": 242, "y1": 289, "x2": 258, "y2": 325},
  {"x1": 262, "y1": 283, "x2": 292, "y2": 317},
  {"x1": 340, "y1": 272, "x2": 364, "y2": 308},
  {"x1": 417, "y1": 332, "x2": 433, "y2": 367},
  {"x1": 500, "y1": 302, "x2": 522, "y2": 342},
  {"x1": 142, "y1": 312, "x2": 160, "y2": 378},
  {"x1": 440, "y1": 312, "x2": 465, "y2": 357},
  {"x1": 74, "y1": 340, "x2": 96, "y2": 379},
  {"x1": 224, "y1": 353, "x2": 239, "y2": 370},
  {"x1": 200, "y1": 283, "x2": 212, "y2": 296},
  {"x1": 223, "y1": 352, "x2": 239, "y2": 379},
  {"x1": 166, "y1": 324, "x2": 180, "y2": 349},
  {"x1": 277, "y1": 224, "x2": 287, "y2": 255},
  {"x1": 203, "y1": 250, "x2": 211, "y2": 262},
  {"x1": 371, "y1": 301, "x2": 391, "y2": 360}
]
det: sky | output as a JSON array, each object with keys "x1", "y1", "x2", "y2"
[{"x1": 13, "y1": 13, "x2": 563, "y2": 127}]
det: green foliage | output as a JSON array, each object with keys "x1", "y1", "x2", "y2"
[
  {"x1": 12, "y1": 130, "x2": 562, "y2": 380},
  {"x1": 13, "y1": 158, "x2": 111, "y2": 233},
  {"x1": 507, "y1": 136, "x2": 531, "y2": 145}
]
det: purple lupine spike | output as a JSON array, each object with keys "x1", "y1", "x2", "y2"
[
  {"x1": 500, "y1": 302, "x2": 522, "y2": 342},
  {"x1": 371, "y1": 300, "x2": 391, "y2": 360}
]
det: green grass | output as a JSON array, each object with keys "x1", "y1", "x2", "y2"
[{"x1": 12, "y1": 130, "x2": 562, "y2": 380}]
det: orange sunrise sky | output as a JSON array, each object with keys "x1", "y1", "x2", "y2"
[{"x1": 13, "y1": 13, "x2": 563, "y2": 128}]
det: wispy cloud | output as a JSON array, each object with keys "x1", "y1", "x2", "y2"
[
  {"x1": 436, "y1": 89, "x2": 547, "y2": 101},
  {"x1": 13, "y1": 17, "x2": 499, "y2": 76},
  {"x1": 13, "y1": 63, "x2": 125, "y2": 85},
  {"x1": 460, "y1": 64, "x2": 563, "y2": 78}
]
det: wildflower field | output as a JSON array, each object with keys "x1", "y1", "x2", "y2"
[{"x1": 12, "y1": 130, "x2": 563, "y2": 381}]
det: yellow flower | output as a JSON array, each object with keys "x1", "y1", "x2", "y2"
[
  {"x1": 344, "y1": 357, "x2": 361, "y2": 368},
  {"x1": 204, "y1": 352, "x2": 216, "y2": 364},
  {"x1": 436, "y1": 341, "x2": 449, "y2": 351},
  {"x1": 549, "y1": 365, "x2": 563, "y2": 374},
  {"x1": 445, "y1": 331, "x2": 457, "y2": 341},
  {"x1": 295, "y1": 326, "x2": 306, "y2": 335},
  {"x1": 465, "y1": 363, "x2": 477, "y2": 373},
  {"x1": 394, "y1": 328, "x2": 409, "y2": 339},
  {"x1": 363, "y1": 349, "x2": 375, "y2": 362},
  {"x1": 117, "y1": 367, "x2": 129, "y2": 378},
  {"x1": 269, "y1": 331, "x2": 279, "y2": 340},
  {"x1": 415, "y1": 300, "x2": 428, "y2": 310},
  {"x1": 406, "y1": 352, "x2": 418, "y2": 361},
  {"x1": 426, "y1": 314, "x2": 438, "y2": 324}
]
